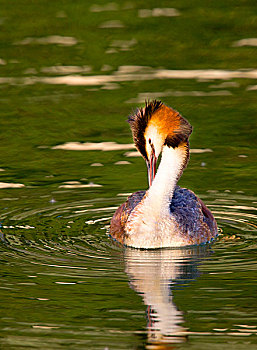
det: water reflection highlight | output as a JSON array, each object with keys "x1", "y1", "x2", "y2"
[{"x1": 124, "y1": 246, "x2": 209, "y2": 347}]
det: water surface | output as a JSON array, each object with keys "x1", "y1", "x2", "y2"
[{"x1": 0, "y1": 0, "x2": 257, "y2": 348}]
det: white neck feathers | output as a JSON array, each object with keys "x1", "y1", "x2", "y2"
[{"x1": 146, "y1": 145, "x2": 186, "y2": 216}]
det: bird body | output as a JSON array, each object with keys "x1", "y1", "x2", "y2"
[{"x1": 110, "y1": 101, "x2": 218, "y2": 249}]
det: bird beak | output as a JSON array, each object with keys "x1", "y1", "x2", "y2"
[{"x1": 147, "y1": 150, "x2": 157, "y2": 187}]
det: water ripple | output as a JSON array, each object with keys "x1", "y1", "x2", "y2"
[{"x1": 0, "y1": 190, "x2": 257, "y2": 348}]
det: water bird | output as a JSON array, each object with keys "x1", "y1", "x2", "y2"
[{"x1": 110, "y1": 100, "x2": 218, "y2": 248}]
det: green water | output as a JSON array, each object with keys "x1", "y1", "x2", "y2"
[{"x1": 0, "y1": 0, "x2": 257, "y2": 349}]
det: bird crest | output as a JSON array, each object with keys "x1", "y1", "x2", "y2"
[
  {"x1": 128, "y1": 100, "x2": 163, "y2": 160},
  {"x1": 128, "y1": 100, "x2": 192, "y2": 160}
]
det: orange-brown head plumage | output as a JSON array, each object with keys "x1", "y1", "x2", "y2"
[{"x1": 128, "y1": 100, "x2": 192, "y2": 161}]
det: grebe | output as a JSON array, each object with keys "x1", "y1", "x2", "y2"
[{"x1": 110, "y1": 100, "x2": 218, "y2": 249}]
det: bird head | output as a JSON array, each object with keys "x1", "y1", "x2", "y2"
[{"x1": 128, "y1": 100, "x2": 192, "y2": 186}]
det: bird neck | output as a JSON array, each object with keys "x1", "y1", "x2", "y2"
[{"x1": 146, "y1": 143, "x2": 189, "y2": 216}]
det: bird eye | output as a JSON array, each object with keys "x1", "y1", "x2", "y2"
[{"x1": 148, "y1": 138, "x2": 151, "y2": 145}]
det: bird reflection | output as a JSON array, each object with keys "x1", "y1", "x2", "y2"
[{"x1": 124, "y1": 246, "x2": 210, "y2": 348}]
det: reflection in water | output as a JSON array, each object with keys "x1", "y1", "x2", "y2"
[
  {"x1": 0, "y1": 182, "x2": 25, "y2": 189},
  {"x1": 52, "y1": 141, "x2": 135, "y2": 151},
  {"x1": 124, "y1": 246, "x2": 209, "y2": 347},
  {"x1": 99, "y1": 20, "x2": 125, "y2": 29},
  {"x1": 0, "y1": 0, "x2": 256, "y2": 347},
  {"x1": 0, "y1": 190, "x2": 257, "y2": 348},
  {"x1": 90, "y1": 3, "x2": 119, "y2": 12},
  {"x1": 59, "y1": 181, "x2": 102, "y2": 188},
  {"x1": 1, "y1": 67, "x2": 257, "y2": 87},
  {"x1": 106, "y1": 38, "x2": 137, "y2": 53},
  {"x1": 90, "y1": 2, "x2": 133, "y2": 12},
  {"x1": 138, "y1": 8, "x2": 180, "y2": 18},
  {"x1": 126, "y1": 90, "x2": 232, "y2": 103},
  {"x1": 247, "y1": 85, "x2": 257, "y2": 91},
  {"x1": 41, "y1": 65, "x2": 92, "y2": 74},
  {"x1": 209, "y1": 81, "x2": 240, "y2": 88},
  {"x1": 14, "y1": 35, "x2": 78, "y2": 46},
  {"x1": 232, "y1": 38, "x2": 257, "y2": 47}
]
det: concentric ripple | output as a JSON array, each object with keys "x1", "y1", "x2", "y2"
[
  {"x1": 1, "y1": 189, "x2": 257, "y2": 270},
  {"x1": 0, "y1": 190, "x2": 257, "y2": 349}
]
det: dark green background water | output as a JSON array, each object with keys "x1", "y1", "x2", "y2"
[{"x1": 0, "y1": 1, "x2": 256, "y2": 349}]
